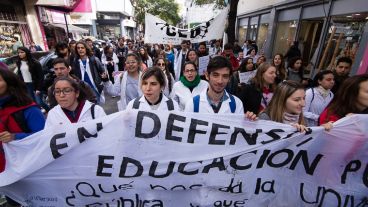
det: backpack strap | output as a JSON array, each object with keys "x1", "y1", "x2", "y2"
[
  {"x1": 11, "y1": 111, "x2": 30, "y2": 133},
  {"x1": 166, "y1": 98, "x2": 174, "y2": 111},
  {"x1": 310, "y1": 88, "x2": 315, "y2": 105},
  {"x1": 193, "y1": 95, "x2": 200, "y2": 113},
  {"x1": 228, "y1": 94, "x2": 236, "y2": 113},
  {"x1": 132, "y1": 97, "x2": 141, "y2": 109},
  {"x1": 91, "y1": 104, "x2": 96, "y2": 119}
]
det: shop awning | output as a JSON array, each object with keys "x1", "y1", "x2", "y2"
[{"x1": 48, "y1": 23, "x2": 88, "y2": 33}]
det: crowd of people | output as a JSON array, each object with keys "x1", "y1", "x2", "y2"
[{"x1": 0, "y1": 36, "x2": 367, "y2": 206}]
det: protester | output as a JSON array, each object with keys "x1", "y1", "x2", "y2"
[
  {"x1": 46, "y1": 58, "x2": 97, "y2": 108},
  {"x1": 71, "y1": 41, "x2": 105, "y2": 104},
  {"x1": 184, "y1": 56, "x2": 244, "y2": 114},
  {"x1": 171, "y1": 61, "x2": 208, "y2": 110},
  {"x1": 233, "y1": 40, "x2": 243, "y2": 56},
  {"x1": 154, "y1": 57, "x2": 174, "y2": 97},
  {"x1": 0, "y1": 65, "x2": 45, "y2": 206},
  {"x1": 319, "y1": 74, "x2": 368, "y2": 124},
  {"x1": 68, "y1": 40, "x2": 77, "y2": 57},
  {"x1": 55, "y1": 41, "x2": 75, "y2": 65},
  {"x1": 303, "y1": 70, "x2": 334, "y2": 126},
  {"x1": 102, "y1": 53, "x2": 142, "y2": 111},
  {"x1": 237, "y1": 51, "x2": 244, "y2": 64},
  {"x1": 210, "y1": 39, "x2": 222, "y2": 56},
  {"x1": 197, "y1": 42, "x2": 208, "y2": 57},
  {"x1": 174, "y1": 40, "x2": 189, "y2": 80},
  {"x1": 164, "y1": 44, "x2": 175, "y2": 78},
  {"x1": 245, "y1": 47, "x2": 258, "y2": 64},
  {"x1": 271, "y1": 53, "x2": 287, "y2": 84},
  {"x1": 286, "y1": 56, "x2": 304, "y2": 84},
  {"x1": 116, "y1": 37, "x2": 127, "y2": 71},
  {"x1": 256, "y1": 56, "x2": 266, "y2": 69},
  {"x1": 45, "y1": 77, "x2": 106, "y2": 127},
  {"x1": 221, "y1": 43, "x2": 239, "y2": 71},
  {"x1": 126, "y1": 67, "x2": 178, "y2": 111},
  {"x1": 138, "y1": 47, "x2": 153, "y2": 68},
  {"x1": 29, "y1": 41, "x2": 42, "y2": 52},
  {"x1": 258, "y1": 80, "x2": 308, "y2": 132},
  {"x1": 15, "y1": 47, "x2": 49, "y2": 111},
  {"x1": 102, "y1": 45, "x2": 119, "y2": 83},
  {"x1": 85, "y1": 38, "x2": 102, "y2": 60},
  {"x1": 184, "y1": 49, "x2": 199, "y2": 75},
  {"x1": 242, "y1": 40, "x2": 252, "y2": 58},
  {"x1": 237, "y1": 63, "x2": 277, "y2": 114},
  {"x1": 226, "y1": 57, "x2": 255, "y2": 94},
  {"x1": 331, "y1": 57, "x2": 352, "y2": 94},
  {"x1": 126, "y1": 39, "x2": 136, "y2": 54},
  {"x1": 284, "y1": 41, "x2": 301, "y2": 63}
]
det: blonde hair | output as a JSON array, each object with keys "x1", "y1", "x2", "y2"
[{"x1": 265, "y1": 80, "x2": 306, "y2": 125}]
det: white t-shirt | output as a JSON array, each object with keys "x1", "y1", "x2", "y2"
[{"x1": 20, "y1": 61, "x2": 32, "y2": 83}]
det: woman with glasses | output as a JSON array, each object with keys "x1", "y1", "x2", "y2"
[
  {"x1": 102, "y1": 53, "x2": 143, "y2": 111},
  {"x1": 154, "y1": 57, "x2": 174, "y2": 97},
  {"x1": 126, "y1": 67, "x2": 179, "y2": 111},
  {"x1": 45, "y1": 76, "x2": 106, "y2": 127},
  {"x1": 171, "y1": 61, "x2": 208, "y2": 110}
]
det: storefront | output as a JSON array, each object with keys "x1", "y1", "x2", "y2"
[
  {"x1": 237, "y1": 0, "x2": 368, "y2": 75},
  {"x1": 0, "y1": 1, "x2": 32, "y2": 57}
]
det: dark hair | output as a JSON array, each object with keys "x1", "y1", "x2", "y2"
[
  {"x1": 85, "y1": 38, "x2": 92, "y2": 42},
  {"x1": 103, "y1": 45, "x2": 113, "y2": 56},
  {"x1": 16, "y1": 47, "x2": 38, "y2": 72},
  {"x1": 69, "y1": 40, "x2": 76, "y2": 45},
  {"x1": 184, "y1": 61, "x2": 198, "y2": 71},
  {"x1": 138, "y1": 47, "x2": 149, "y2": 61},
  {"x1": 75, "y1": 41, "x2": 93, "y2": 58},
  {"x1": 312, "y1": 70, "x2": 334, "y2": 87},
  {"x1": 287, "y1": 56, "x2": 304, "y2": 79},
  {"x1": 52, "y1": 58, "x2": 70, "y2": 68},
  {"x1": 118, "y1": 37, "x2": 125, "y2": 42},
  {"x1": 199, "y1": 42, "x2": 206, "y2": 47},
  {"x1": 246, "y1": 47, "x2": 256, "y2": 56},
  {"x1": 239, "y1": 57, "x2": 254, "y2": 72},
  {"x1": 0, "y1": 67, "x2": 33, "y2": 106},
  {"x1": 154, "y1": 58, "x2": 172, "y2": 93},
  {"x1": 141, "y1": 67, "x2": 166, "y2": 89},
  {"x1": 55, "y1": 41, "x2": 69, "y2": 57},
  {"x1": 207, "y1": 56, "x2": 232, "y2": 74},
  {"x1": 336, "y1": 57, "x2": 352, "y2": 66},
  {"x1": 272, "y1": 53, "x2": 286, "y2": 81},
  {"x1": 224, "y1": 43, "x2": 233, "y2": 50},
  {"x1": 326, "y1": 74, "x2": 368, "y2": 119},
  {"x1": 51, "y1": 76, "x2": 86, "y2": 102},
  {"x1": 126, "y1": 53, "x2": 142, "y2": 63},
  {"x1": 185, "y1": 49, "x2": 198, "y2": 62}
]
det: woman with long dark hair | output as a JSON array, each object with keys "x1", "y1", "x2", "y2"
[
  {"x1": 15, "y1": 46, "x2": 48, "y2": 111},
  {"x1": 102, "y1": 45, "x2": 119, "y2": 83},
  {"x1": 154, "y1": 57, "x2": 174, "y2": 97},
  {"x1": 0, "y1": 64, "x2": 45, "y2": 206},
  {"x1": 271, "y1": 53, "x2": 287, "y2": 84},
  {"x1": 319, "y1": 74, "x2": 368, "y2": 125},
  {"x1": 138, "y1": 47, "x2": 153, "y2": 68}
]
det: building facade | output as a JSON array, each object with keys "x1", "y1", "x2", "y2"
[{"x1": 237, "y1": 0, "x2": 368, "y2": 75}]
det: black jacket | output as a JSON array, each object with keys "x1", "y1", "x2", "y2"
[
  {"x1": 71, "y1": 56, "x2": 105, "y2": 93},
  {"x1": 16, "y1": 59, "x2": 44, "y2": 91},
  {"x1": 237, "y1": 83, "x2": 263, "y2": 114}
]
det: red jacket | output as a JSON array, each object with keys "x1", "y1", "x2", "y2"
[
  {"x1": 0, "y1": 103, "x2": 36, "y2": 173},
  {"x1": 318, "y1": 107, "x2": 341, "y2": 125}
]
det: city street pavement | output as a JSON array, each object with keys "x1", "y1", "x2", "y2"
[{"x1": 101, "y1": 93, "x2": 119, "y2": 115}]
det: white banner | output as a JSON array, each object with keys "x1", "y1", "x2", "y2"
[
  {"x1": 239, "y1": 70, "x2": 257, "y2": 84},
  {"x1": 144, "y1": 8, "x2": 228, "y2": 45},
  {"x1": 0, "y1": 111, "x2": 367, "y2": 207}
]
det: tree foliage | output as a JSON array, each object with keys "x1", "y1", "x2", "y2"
[
  {"x1": 130, "y1": 0, "x2": 181, "y2": 27},
  {"x1": 193, "y1": 0, "x2": 239, "y2": 44}
]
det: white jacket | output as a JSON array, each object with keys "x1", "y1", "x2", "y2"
[
  {"x1": 101, "y1": 53, "x2": 119, "y2": 72},
  {"x1": 173, "y1": 49, "x2": 187, "y2": 81},
  {"x1": 103, "y1": 71, "x2": 142, "y2": 111},
  {"x1": 170, "y1": 80, "x2": 208, "y2": 111},
  {"x1": 45, "y1": 101, "x2": 106, "y2": 128},
  {"x1": 126, "y1": 95, "x2": 179, "y2": 111},
  {"x1": 184, "y1": 89, "x2": 244, "y2": 114}
]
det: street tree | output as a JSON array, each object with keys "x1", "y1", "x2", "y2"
[
  {"x1": 193, "y1": 0, "x2": 239, "y2": 44},
  {"x1": 130, "y1": 0, "x2": 181, "y2": 28}
]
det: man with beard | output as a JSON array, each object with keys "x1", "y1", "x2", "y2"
[
  {"x1": 55, "y1": 41, "x2": 75, "y2": 65},
  {"x1": 331, "y1": 57, "x2": 352, "y2": 94},
  {"x1": 184, "y1": 56, "x2": 244, "y2": 114}
]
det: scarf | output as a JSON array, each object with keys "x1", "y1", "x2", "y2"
[
  {"x1": 316, "y1": 86, "x2": 330, "y2": 98},
  {"x1": 180, "y1": 75, "x2": 201, "y2": 89},
  {"x1": 283, "y1": 112, "x2": 300, "y2": 125}
]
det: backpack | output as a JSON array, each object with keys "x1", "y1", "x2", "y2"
[
  {"x1": 193, "y1": 94, "x2": 236, "y2": 113},
  {"x1": 132, "y1": 97, "x2": 175, "y2": 111}
]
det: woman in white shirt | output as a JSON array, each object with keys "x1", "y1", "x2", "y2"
[
  {"x1": 303, "y1": 70, "x2": 335, "y2": 126},
  {"x1": 45, "y1": 77, "x2": 106, "y2": 127},
  {"x1": 101, "y1": 45, "x2": 119, "y2": 83},
  {"x1": 171, "y1": 61, "x2": 208, "y2": 110},
  {"x1": 126, "y1": 67, "x2": 179, "y2": 111}
]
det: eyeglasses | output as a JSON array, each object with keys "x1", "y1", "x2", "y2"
[
  {"x1": 157, "y1": 63, "x2": 165, "y2": 66},
  {"x1": 184, "y1": 69, "x2": 196, "y2": 74},
  {"x1": 126, "y1": 61, "x2": 137, "y2": 65},
  {"x1": 53, "y1": 88, "x2": 75, "y2": 96}
]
